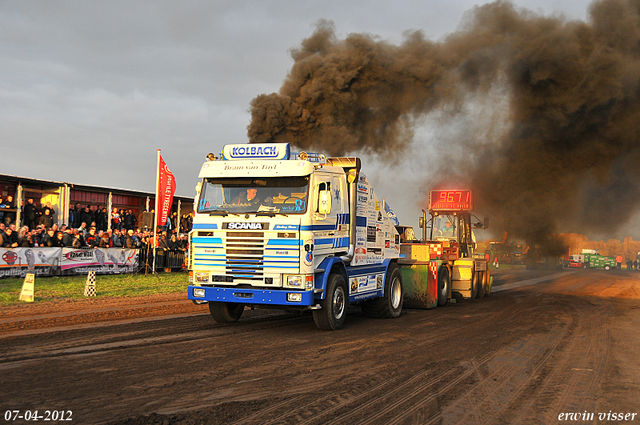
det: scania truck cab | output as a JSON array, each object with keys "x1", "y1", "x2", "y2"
[{"x1": 188, "y1": 143, "x2": 403, "y2": 330}]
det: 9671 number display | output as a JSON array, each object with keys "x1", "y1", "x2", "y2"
[{"x1": 429, "y1": 190, "x2": 473, "y2": 212}]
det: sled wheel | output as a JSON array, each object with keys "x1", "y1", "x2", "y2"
[
  {"x1": 437, "y1": 266, "x2": 450, "y2": 307},
  {"x1": 485, "y1": 269, "x2": 492, "y2": 296},
  {"x1": 470, "y1": 269, "x2": 478, "y2": 299},
  {"x1": 476, "y1": 271, "x2": 485, "y2": 299}
]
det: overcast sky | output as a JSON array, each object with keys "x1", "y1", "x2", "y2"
[{"x1": 1, "y1": 1, "x2": 593, "y2": 233}]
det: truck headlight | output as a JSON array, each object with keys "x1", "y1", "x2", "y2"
[
  {"x1": 193, "y1": 287, "x2": 205, "y2": 298},
  {"x1": 285, "y1": 274, "x2": 314, "y2": 289},
  {"x1": 286, "y1": 275, "x2": 304, "y2": 288}
]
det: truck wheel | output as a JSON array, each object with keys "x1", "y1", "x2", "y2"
[
  {"x1": 208, "y1": 302, "x2": 244, "y2": 323},
  {"x1": 361, "y1": 265, "x2": 403, "y2": 319},
  {"x1": 604, "y1": 264, "x2": 611, "y2": 271},
  {"x1": 437, "y1": 266, "x2": 450, "y2": 307},
  {"x1": 476, "y1": 271, "x2": 485, "y2": 299},
  {"x1": 313, "y1": 273, "x2": 348, "y2": 330}
]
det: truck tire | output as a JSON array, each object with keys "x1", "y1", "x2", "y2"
[
  {"x1": 476, "y1": 271, "x2": 485, "y2": 299},
  {"x1": 604, "y1": 264, "x2": 611, "y2": 271},
  {"x1": 313, "y1": 273, "x2": 348, "y2": 330},
  {"x1": 361, "y1": 264, "x2": 403, "y2": 319},
  {"x1": 437, "y1": 266, "x2": 450, "y2": 307},
  {"x1": 208, "y1": 302, "x2": 245, "y2": 323}
]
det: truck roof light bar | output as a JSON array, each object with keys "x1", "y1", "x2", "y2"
[{"x1": 294, "y1": 151, "x2": 326, "y2": 163}]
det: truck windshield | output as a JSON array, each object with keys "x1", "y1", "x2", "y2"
[
  {"x1": 198, "y1": 176, "x2": 310, "y2": 215},
  {"x1": 433, "y1": 215, "x2": 457, "y2": 240}
]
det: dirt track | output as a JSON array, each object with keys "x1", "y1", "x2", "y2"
[{"x1": 1, "y1": 269, "x2": 639, "y2": 424}]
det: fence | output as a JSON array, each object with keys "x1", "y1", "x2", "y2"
[{"x1": 137, "y1": 248, "x2": 187, "y2": 272}]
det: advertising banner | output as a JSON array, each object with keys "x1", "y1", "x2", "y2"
[
  {"x1": 60, "y1": 248, "x2": 139, "y2": 275},
  {"x1": 0, "y1": 248, "x2": 139, "y2": 278},
  {"x1": 0, "y1": 248, "x2": 62, "y2": 278}
]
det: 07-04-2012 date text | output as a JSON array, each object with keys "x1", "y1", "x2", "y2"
[{"x1": 4, "y1": 410, "x2": 72, "y2": 422}]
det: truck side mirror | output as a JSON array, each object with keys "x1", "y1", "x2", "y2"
[{"x1": 318, "y1": 190, "x2": 332, "y2": 215}]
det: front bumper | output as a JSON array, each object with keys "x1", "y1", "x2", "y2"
[{"x1": 188, "y1": 285, "x2": 315, "y2": 306}]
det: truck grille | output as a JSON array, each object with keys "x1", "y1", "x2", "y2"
[{"x1": 226, "y1": 232, "x2": 265, "y2": 281}]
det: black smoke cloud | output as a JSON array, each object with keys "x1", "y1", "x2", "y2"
[{"x1": 248, "y1": 0, "x2": 640, "y2": 247}]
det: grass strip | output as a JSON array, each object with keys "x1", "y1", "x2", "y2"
[{"x1": 0, "y1": 272, "x2": 187, "y2": 306}]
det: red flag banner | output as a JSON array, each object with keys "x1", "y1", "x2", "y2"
[{"x1": 157, "y1": 154, "x2": 177, "y2": 227}]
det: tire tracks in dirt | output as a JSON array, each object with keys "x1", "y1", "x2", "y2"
[
  {"x1": 223, "y1": 293, "x2": 550, "y2": 425},
  {"x1": 506, "y1": 279, "x2": 613, "y2": 423},
  {"x1": 0, "y1": 311, "x2": 311, "y2": 369},
  {"x1": 223, "y1": 272, "x2": 612, "y2": 425}
]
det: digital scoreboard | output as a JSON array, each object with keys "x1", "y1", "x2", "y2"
[{"x1": 429, "y1": 190, "x2": 473, "y2": 212}]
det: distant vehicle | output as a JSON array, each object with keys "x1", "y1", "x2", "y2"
[
  {"x1": 568, "y1": 254, "x2": 584, "y2": 268},
  {"x1": 580, "y1": 249, "x2": 617, "y2": 271},
  {"x1": 489, "y1": 242, "x2": 524, "y2": 265}
]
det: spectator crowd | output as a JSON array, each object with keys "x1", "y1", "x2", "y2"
[{"x1": 0, "y1": 198, "x2": 192, "y2": 253}]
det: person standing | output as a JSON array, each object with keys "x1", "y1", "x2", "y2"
[
  {"x1": 42, "y1": 201, "x2": 55, "y2": 218},
  {"x1": 170, "y1": 212, "x2": 178, "y2": 232},
  {"x1": 62, "y1": 227, "x2": 74, "y2": 247},
  {"x1": 111, "y1": 207, "x2": 122, "y2": 230},
  {"x1": 17, "y1": 226, "x2": 32, "y2": 247},
  {"x1": 85, "y1": 228, "x2": 99, "y2": 247},
  {"x1": 42, "y1": 229, "x2": 56, "y2": 247},
  {"x1": 79, "y1": 206, "x2": 92, "y2": 229},
  {"x1": 72, "y1": 231, "x2": 83, "y2": 248},
  {"x1": 0, "y1": 228, "x2": 18, "y2": 247},
  {"x1": 53, "y1": 231, "x2": 65, "y2": 247},
  {"x1": 95, "y1": 207, "x2": 108, "y2": 231},
  {"x1": 3, "y1": 195, "x2": 16, "y2": 225},
  {"x1": 98, "y1": 233, "x2": 111, "y2": 248},
  {"x1": 69, "y1": 203, "x2": 78, "y2": 228},
  {"x1": 124, "y1": 209, "x2": 137, "y2": 231},
  {"x1": 0, "y1": 196, "x2": 5, "y2": 225},
  {"x1": 39, "y1": 208, "x2": 54, "y2": 229},
  {"x1": 616, "y1": 254, "x2": 623, "y2": 269},
  {"x1": 23, "y1": 198, "x2": 38, "y2": 230},
  {"x1": 111, "y1": 228, "x2": 123, "y2": 247},
  {"x1": 124, "y1": 229, "x2": 137, "y2": 249}
]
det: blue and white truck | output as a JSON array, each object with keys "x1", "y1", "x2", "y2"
[{"x1": 187, "y1": 143, "x2": 403, "y2": 330}]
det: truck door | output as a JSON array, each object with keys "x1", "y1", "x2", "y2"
[{"x1": 311, "y1": 172, "x2": 343, "y2": 261}]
